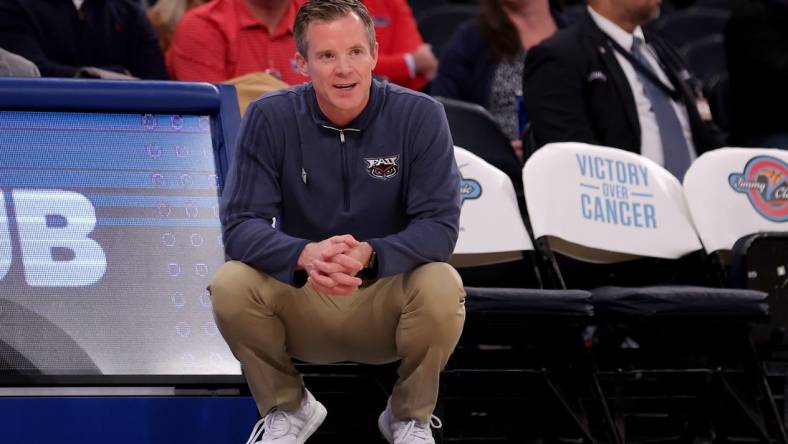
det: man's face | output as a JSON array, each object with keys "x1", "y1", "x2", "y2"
[{"x1": 295, "y1": 13, "x2": 378, "y2": 127}]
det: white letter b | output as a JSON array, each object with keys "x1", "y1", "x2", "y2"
[{"x1": 13, "y1": 190, "x2": 107, "y2": 287}]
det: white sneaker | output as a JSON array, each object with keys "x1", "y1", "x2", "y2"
[
  {"x1": 378, "y1": 398, "x2": 442, "y2": 444},
  {"x1": 245, "y1": 389, "x2": 327, "y2": 444}
]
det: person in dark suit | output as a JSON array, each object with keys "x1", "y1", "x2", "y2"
[{"x1": 522, "y1": 0, "x2": 724, "y2": 179}]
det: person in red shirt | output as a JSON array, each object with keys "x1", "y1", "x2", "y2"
[
  {"x1": 364, "y1": 0, "x2": 437, "y2": 91},
  {"x1": 167, "y1": 0, "x2": 308, "y2": 84},
  {"x1": 168, "y1": 0, "x2": 435, "y2": 90}
]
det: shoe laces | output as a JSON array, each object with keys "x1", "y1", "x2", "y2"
[
  {"x1": 394, "y1": 415, "x2": 442, "y2": 443},
  {"x1": 244, "y1": 410, "x2": 292, "y2": 444}
]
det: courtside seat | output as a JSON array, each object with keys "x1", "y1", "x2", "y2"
[
  {"x1": 523, "y1": 142, "x2": 779, "y2": 443},
  {"x1": 683, "y1": 147, "x2": 788, "y2": 278},
  {"x1": 522, "y1": 142, "x2": 768, "y2": 319},
  {"x1": 446, "y1": 147, "x2": 601, "y2": 443},
  {"x1": 684, "y1": 147, "x2": 788, "y2": 350},
  {"x1": 464, "y1": 287, "x2": 592, "y2": 318},
  {"x1": 451, "y1": 146, "x2": 530, "y2": 267},
  {"x1": 452, "y1": 145, "x2": 593, "y2": 319},
  {"x1": 590, "y1": 285, "x2": 767, "y2": 319},
  {"x1": 439, "y1": 98, "x2": 523, "y2": 211}
]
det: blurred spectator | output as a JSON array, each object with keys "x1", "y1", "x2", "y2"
[
  {"x1": 168, "y1": 0, "x2": 433, "y2": 89},
  {"x1": 168, "y1": 0, "x2": 307, "y2": 83},
  {"x1": 523, "y1": 0, "x2": 723, "y2": 179},
  {"x1": 725, "y1": 0, "x2": 788, "y2": 148},
  {"x1": 364, "y1": 0, "x2": 437, "y2": 91},
  {"x1": 0, "y1": 47, "x2": 39, "y2": 77},
  {"x1": 147, "y1": 0, "x2": 208, "y2": 53},
  {"x1": 432, "y1": 0, "x2": 562, "y2": 155},
  {"x1": 0, "y1": 0, "x2": 168, "y2": 79}
]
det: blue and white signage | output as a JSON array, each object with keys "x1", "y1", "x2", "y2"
[
  {"x1": 0, "y1": 111, "x2": 239, "y2": 376},
  {"x1": 523, "y1": 142, "x2": 702, "y2": 260},
  {"x1": 576, "y1": 154, "x2": 657, "y2": 229}
]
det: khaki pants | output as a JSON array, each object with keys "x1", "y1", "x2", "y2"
[{"x1": 209, "y1": 261, "x2": 466, "y2": 423}]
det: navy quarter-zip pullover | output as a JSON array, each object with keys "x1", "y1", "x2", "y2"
[{"x1": 221, "y1": 79, "x2": 461, "y2": 286}]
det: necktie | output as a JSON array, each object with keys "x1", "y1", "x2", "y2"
[{"x1": 630, "y1": 37, "x2": 692, "y2": 179}]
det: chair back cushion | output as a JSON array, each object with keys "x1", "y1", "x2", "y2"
[
  {"x1": 523, "y1": 142, "x2": 702, "y2": 261},
  {"x1": 452, "y1": 146, "x2": 533, "y2": 266},
  {"x1": 683, "y1": 147, "x2": 788, "y2": 253}
]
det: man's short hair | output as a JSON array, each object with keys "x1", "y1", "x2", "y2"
[{"x1": 294, "y1": 0, "x2": 377, "y2": 57}]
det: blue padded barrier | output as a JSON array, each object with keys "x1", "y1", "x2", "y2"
[{"x1": 0, "y1": 396, "x2": 257, "y2": 444}]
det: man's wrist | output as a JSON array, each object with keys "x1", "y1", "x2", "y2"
[
  {"x1": 296, "y1": 242, "x2": 315, "y2": 271},
  {"x1": 358, "y1": 242, "x2": 377, "y2": 280},
  {"x1": 366, "y1": 248, "x2": 376, "y2": 269},
  {"x1": 359, "y1": 242, "x2": 375, "y2": 268}
]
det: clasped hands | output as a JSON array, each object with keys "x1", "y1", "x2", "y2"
[{"x1": 297, "y1": 235, "x2": 373, "y2": 296}]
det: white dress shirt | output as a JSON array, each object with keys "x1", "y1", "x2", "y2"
[{"x1": 587, "y1": 6, "x2": 696, "y2": 167}]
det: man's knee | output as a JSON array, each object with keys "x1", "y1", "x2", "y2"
[
  {"x1": 209, "y1": 261, "x2": 263, "y2": 318},
  {"x1": 405, "y1": 262, "x2": 465, "y2": 321}
]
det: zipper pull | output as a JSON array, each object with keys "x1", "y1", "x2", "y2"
[{"x1": 339, "y1": 130, "x2": 345, "y2": 143}]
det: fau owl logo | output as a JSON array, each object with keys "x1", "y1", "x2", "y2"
[{"x1": 365, "y1": 155, "x2": 400, "y2": 180}]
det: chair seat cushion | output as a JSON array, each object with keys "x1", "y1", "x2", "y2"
[
  {"x1": 464, "y1": 287, "x2": 593, "y2": 317},
  {"x1": 591, "y1": 285, "x2": 768, "y2": 318}
]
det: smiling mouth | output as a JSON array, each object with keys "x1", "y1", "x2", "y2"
[{"x1": 334, "y1": 82, "x2": 357, "y2": 90}]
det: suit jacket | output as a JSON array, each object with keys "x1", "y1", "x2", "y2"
[{"x1": 522, "y1": 11, "x2": 724, "y2": 155}]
